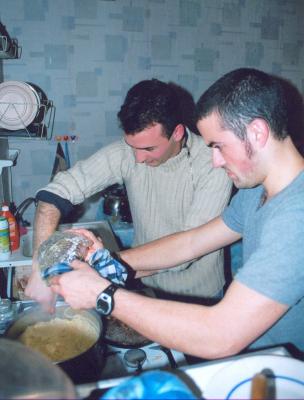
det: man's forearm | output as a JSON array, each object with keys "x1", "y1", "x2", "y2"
[
  {"x1": 119, "y1": 217, "x2": 240, "y2": 273},
  {"x1": 25, "y1": 200, "x2": 61, "y2": 311},
  {"x1": 119, "y1": 230, "x2": 192, "y2": 272},
  {"x1": 32, "y1": 201, "x2": 61, "y2": 264}
]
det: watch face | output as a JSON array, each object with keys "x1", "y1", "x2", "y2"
[
  {"x1": 96, "y1": 284, "x2": 118, "y2": 316},
  {"x1": 96, "y1": 293, "x2": 112, "y2": 315}
]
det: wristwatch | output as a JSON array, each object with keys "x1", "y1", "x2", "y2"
[{"x1": 96, "y1": 283, "x2": 119, "y2": 316}]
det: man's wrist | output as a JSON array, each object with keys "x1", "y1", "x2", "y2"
[
  {"x1": 95, "y1": 281, "x2": 120, "y2": 315},
  {"x1": 110, "y1": 251, "x2": 135, "y2": 282}
]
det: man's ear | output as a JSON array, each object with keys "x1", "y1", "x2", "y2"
[
  {"x1": 172, "y1": 124, "x2": 185, "y2": 143},
  {"x1": 247, "y1": 118, "x2": 269, "y2": 148}
]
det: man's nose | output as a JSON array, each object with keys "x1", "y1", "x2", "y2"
[
  {"x1": 212, "y1": 148, "x2": 225, "y2": 168},
  {"x1": 134, "y1": 149, "x2": 147, "y2": 163}
]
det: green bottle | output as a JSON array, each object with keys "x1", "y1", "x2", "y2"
[{"x1": 0, "y1": 216, "x2": 10, "y2": 260}]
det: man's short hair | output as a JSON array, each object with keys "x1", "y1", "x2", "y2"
[
  {"x1": 118, "y1": 79, "x2": 183, "y2": 139},
  {"x1": 196, "y1": 68, "x2": 290, "y2": 141}
]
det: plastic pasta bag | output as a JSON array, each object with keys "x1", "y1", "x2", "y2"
[
  {"x1": 38, "y1": 231, "x2": 91, "y2": 284},
  {"x1": 39, "y1": 231, "x2": 129, "y2": 286}
]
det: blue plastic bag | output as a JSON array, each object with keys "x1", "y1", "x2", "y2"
[{"x1": 101, "y1": 370, "x2": 197, "y2": 399}]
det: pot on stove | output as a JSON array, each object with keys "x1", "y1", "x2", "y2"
[{"x1": 5, "y1": 303, "x2": 106, "y2": 384}]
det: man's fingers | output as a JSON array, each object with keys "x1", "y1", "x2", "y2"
[
  {"x1": 64, "y1": 228, "x2": 94, "y2": 245},
  {"x1": 70, "y1": 228, "x2": 104, "y2": 246},
  {"x1": 68, "y1": 228, "x2": 95, "y2": 240},
  {"x1": 50, "y1": 283, "x2": 61, "y2": 296},
  {"x1": 39, "y1": 294, "x2": 57, "y2": 314},
  {"x1": 49, "y1": 275, "x2": 60, "y2": 285},
  {"x1": 96, "y1": 236, "x2": 103, "y2": 244},
  {"x1": 70, "y1": 259, "x2": 89, "y2": 269}
]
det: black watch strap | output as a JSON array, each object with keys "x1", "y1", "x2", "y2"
[
  {"x1": 104, "y1": 283, "x2": 119, "y2": 297},
  {"x1": 96, "y1": 283, "x2": 119, "y2": 316},
  {"x1": 110, "y1": 251, "x2": 136, "y2": 284}
]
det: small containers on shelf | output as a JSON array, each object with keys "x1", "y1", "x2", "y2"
[{"x1": 0, "y1": 204, "x2": 20, "y2": 254}]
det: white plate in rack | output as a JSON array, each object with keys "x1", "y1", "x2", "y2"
[
  {"x1": 0, "y1": 81, "x2": 40, "y2": 130},
  {"x1": 203, "y1": 354, "x2": 304, "y2": 399}
]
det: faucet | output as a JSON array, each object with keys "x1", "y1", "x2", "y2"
[{"x1": 13, "y1": 197, "x2": 38, "y2": 226}]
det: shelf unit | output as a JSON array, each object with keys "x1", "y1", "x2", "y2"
[{"x1": 0, "y1": 145, "x2": 21, "y2": 298}]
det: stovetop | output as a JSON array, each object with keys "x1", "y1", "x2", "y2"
[{"x1": 77, "y1": 342, "x2": 188, "y2": 399}]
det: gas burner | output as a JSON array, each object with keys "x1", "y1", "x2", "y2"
[
  {"x1": 103, "y1": 342, "x2": 187, "y2": 377},
  {"x1": 123, "y1": 348, "x2": 147, "y2": 371}
]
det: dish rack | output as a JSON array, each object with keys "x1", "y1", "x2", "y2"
[{"x1": 0, "y1": 100, "x2": 55, "y2": 140}]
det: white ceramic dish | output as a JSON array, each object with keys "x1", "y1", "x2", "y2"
[
  {"x1": 0, "y1": 81, "x2": 40, "y2": 130},
  {"x1": 203, "y1": 354, "x2": 304, "y2": 399}
]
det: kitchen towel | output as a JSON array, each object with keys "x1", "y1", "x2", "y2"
[{"x1": 41, "y1": 248, "x2": 128, "y2": 286}]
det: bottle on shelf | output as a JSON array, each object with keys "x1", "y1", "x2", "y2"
[
  {"x1": 1, "y1": 205, "x2": 20, "y2": 251},
  {"x1": 0, "y1": 216, "x2": 10, "y2": 260}
]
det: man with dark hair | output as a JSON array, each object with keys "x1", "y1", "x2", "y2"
[
  {"x1": 50, "y1": 68, "x2": 304, "y2": 358},
  {"x1": 26, "y1": 79, "x2": 231, "y2": 311},
  {"x1": 118, "y1": 79, "x2": 185, "y2": 139}
]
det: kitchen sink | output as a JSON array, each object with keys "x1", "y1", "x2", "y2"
[{"x1": 20, "y1": 220, "x2": 120, "y2": 258}]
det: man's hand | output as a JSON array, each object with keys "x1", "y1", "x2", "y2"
[
  {"x1": 49, "y1": 259, "x2": 109, "y2": 309},
  {"x1": 67, "y1": 228, "x2": 104, "y2": 261},
  {"x1": 25, "y1": 200, "x2": 62, "y2": 313},
  {"x1": 25, "y1": 262, "x2": 57, "y2": 313}
]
